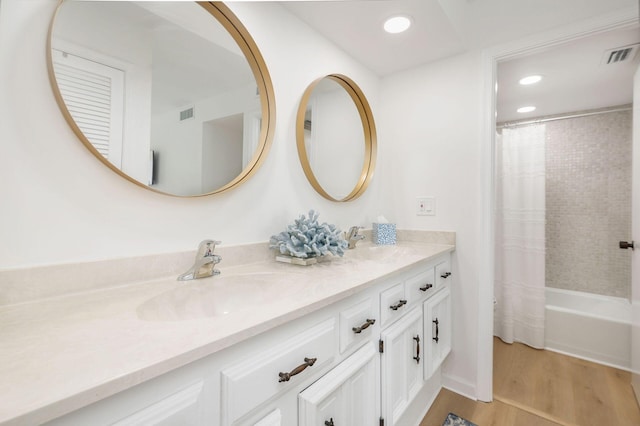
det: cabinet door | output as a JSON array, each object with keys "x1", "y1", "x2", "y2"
[
  {"x1": 380, "y1": 307, "x2": 423, "y2": 426},
  {"x1": 221, "y1": 318, "x2": 337, "y2": 425},
  {"x1": 299, "y1": 343, "x2": 378, "y2": 426},
  {"x1": 424, "y1": 287, "x2": 452, "y2": 380}
]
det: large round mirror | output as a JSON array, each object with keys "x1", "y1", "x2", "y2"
[
  {"x1": 296, "y1": 74, "x2": 376, "y2": 202},
  {"x1": 47, "y1": 1, "x2": 275, "y2": 197}
]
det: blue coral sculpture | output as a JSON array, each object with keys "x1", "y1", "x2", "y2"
[{"x1": 270, "y1": 210, "x2": 348, "y2": 258}]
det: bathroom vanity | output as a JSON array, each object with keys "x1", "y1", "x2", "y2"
[{"x1": 0, "y1": 232, "x2": 454, "y2": 425}]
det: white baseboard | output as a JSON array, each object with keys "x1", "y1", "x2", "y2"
[
  {"x1": 442, "y1": 373, "x2": 477, "y2": 401},
  {"x1": 544, "y1": 346, "x2": 632, "y2": 372}
]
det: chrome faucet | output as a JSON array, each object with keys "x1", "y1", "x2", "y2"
[
  {"x1": 178, "y1": 240, "x2": 222, "y2": 281},
  {"x1": 346, "y1": 226, "x2": 365, "y2": 249}
]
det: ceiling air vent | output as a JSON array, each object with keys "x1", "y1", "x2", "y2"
[
  {"x1": 180, "y1": 106, "x2": 194, "y2": 121},
  {"x1": 602, "y1": 44, "x2": 639, "y2": 65}
]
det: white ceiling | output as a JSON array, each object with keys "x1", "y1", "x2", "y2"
[
  {"x1": 282, "y1": 0, "x2": 640, "y2": 122},
  {"x1": 497, "y1": 27, "x2": 640, "y2": 123}
]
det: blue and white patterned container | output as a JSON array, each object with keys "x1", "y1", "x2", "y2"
[{"x1": 372, "y1": 223, "x2": 396, "y2": 245}]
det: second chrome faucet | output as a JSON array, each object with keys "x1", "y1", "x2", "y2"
[{"x1": 346, "y1": 226, "x2": 365, "y2": 249}]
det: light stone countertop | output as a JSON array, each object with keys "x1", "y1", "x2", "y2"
[{"x1": 0, "y1": 233, "x2": 454, "y2": 425}]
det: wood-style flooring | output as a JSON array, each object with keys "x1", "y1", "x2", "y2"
[{"x1": 420, "y1": 338, "x2": 640, "y2": 426}]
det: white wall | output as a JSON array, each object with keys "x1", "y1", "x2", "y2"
[
  {"x1": 0, "y1": 0, "x2": 483, "y2": 401},
  {"x1": 150, "y1": 84, "x2": 258, "y2": 195},
  {"x1": 0, "y1": 0, "x2": 383, "y2": 268},
  {"x1": 380, "y1": 51, "x2": 485, "y2": 396},
  {"x1": 202, "y1": 115, "x2": 243, "y2": 192}
]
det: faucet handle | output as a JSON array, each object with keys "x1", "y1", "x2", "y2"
[
  {"x1": 347, "y1": 226, "x2": 364, "y2": 239},
  {"x1": 196, "y1": 239, "x2": 221, "y2": 258}
]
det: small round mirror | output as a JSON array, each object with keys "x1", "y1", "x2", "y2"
[
  {"x1": 47, "y1": 1, "x2": 275, "y2": 197},
  {"x1": 296, "y1": 75, "x2": 377, "y2": 201}
]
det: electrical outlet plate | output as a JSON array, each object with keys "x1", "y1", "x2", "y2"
[{"x1": 416, "y1": 196, "x2": 435, "y2": 216}]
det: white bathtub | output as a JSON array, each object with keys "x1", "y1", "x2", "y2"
[{"x1": 545, "y1": 287, "x2": 631, "y2": 370}]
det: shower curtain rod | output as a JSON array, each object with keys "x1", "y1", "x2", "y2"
[{"x1": 497, "y1": 105, "x2": 632, "y2": 129}]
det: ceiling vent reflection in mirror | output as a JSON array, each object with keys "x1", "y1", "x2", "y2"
[{"x1": 180, "y1": 107, "x2": 195, "y2": 121}]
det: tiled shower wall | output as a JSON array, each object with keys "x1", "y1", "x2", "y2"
[{"x1": 545, "y1": 109, "x2": 632, "y2": 299}]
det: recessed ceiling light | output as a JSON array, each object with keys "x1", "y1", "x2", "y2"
[
  {"x1": 519, "y1": 75, "x2": 542, "y2": 85},
  {"x1": 517, "y1": 106, "x2": 536, "y2": 113},
  {"x1": 384, "y1": 16, "x2": 411, "y2": 34}
]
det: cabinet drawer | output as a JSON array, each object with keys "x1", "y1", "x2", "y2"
[
  {"x1": 379, "y1": 281, "x2": 406, "y2": 327},
  {"x1": 435, "y1": 257, "x2": 452, "y2": 289},
  {"x1": 221, "y1": 318, "x2": 337, "y2": 425},
  {"x1": 253, "y1": 409, "x2": 281, "y2": 426},
  {"x1": 404, "y1": 267, "x2": 435, "y2": 306},
  {"x1": 339, "y1": 297, "x2": 376, "y2": 353}
]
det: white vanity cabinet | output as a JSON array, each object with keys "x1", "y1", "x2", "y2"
[
  {"x1": 44, "y1": 356, "x2": 217, "y2": 426},
  {"x1": 424, "y1": 286, "x2": 452, "y2": 380},
  {"x1": 42, "y1": 249, "x2": 453, "y2": 426},
  {"x1": 378, "y1": 257, "x2": 452, "y2": 426},
  {"x1": 380, "y1": 306, "x2": 424, "y2": 426},
  {"x1": 221, "y1": 318, "x2": 338, "y2": 426},
  {"x1": 298, "y1": 342, "x2": 378, "y2": 426},
  {"x1": 339, "y1": 297, "x2": 376, "y2": 354},
  {"x1": 435, "y1": 257, "x2": 452, "y2": 290}
]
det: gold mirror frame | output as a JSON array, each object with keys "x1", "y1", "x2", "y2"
[
  {"x1": 296, "y1": 74, "x2": 377, "y2": 202},
  {"x1": 46, "y1": 1, "x2": 276, "y2": 197}
]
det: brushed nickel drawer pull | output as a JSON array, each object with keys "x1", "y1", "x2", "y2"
[
  {"x1": 278, "y1": 357, "x2": 317, "y2": 382},
  {"x1": 390, "y1": 299, "x2": 407, "y2": 311},
  {"x1": 352, "y1": 318, "x2": 376, "y2": 334}
]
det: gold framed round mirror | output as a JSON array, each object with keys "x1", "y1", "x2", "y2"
[
  {"x1": 47, "y1": 1, "x2": 275, "y2": 197},
  {"x1": 296, "y1": 74, "x2": 377, "y2": 202}
]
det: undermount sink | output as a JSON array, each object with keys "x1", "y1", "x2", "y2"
[{"x1": 137, "y1": 272, "x2": 291, "y2": 321}]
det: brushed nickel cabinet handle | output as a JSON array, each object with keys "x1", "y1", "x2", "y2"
[
  {"x1": 352, "y1": 318, "x2": 376, "y2": 334},
  {"x1": 278, "y1": 357, "x2": 317, "y2": 382},
  {"x1": 390, "y1": 299, "x2": 407, "y2": 311}
]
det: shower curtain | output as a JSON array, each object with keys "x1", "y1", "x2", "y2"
[{"x1": 494, "y1": 124, "x2": 546, "y2": 348}]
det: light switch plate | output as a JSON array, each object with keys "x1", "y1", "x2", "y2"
[{"x1": 417, "y1": 196, "x2": 436, "y2": 216}]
